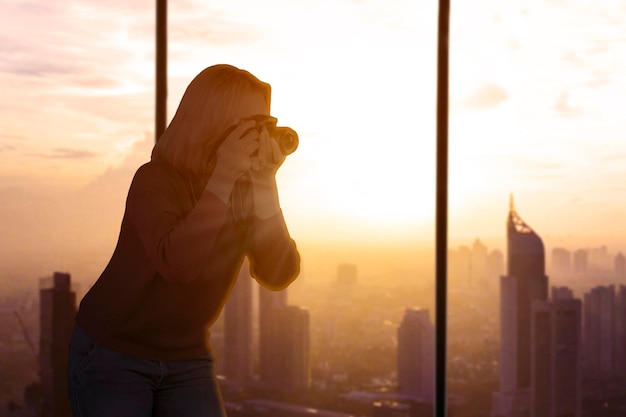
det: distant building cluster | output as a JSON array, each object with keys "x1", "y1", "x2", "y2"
[
  {"x1": 448, "y1": 239, "x2": 504, "y2": 291},
  {"x1": 551, "y1": 246, "x2": 626, "y2": 279},
  {"x1": 221, "y1": 260, "x2": 437, "y2": 410}
]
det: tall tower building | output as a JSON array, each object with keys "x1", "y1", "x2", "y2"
[
  {"x1": 449, "y1": 245, "x2": 471, "y2": 288},
  {"x1": 551, "y1": 248, "x2": 571, "y2": 277},
  {"x1": 258, "y1": 286, "x2": 288, "y2": 384},
  {"x1": 266, "y1": 305, "x2": 311, "y2": 391},
  {"x1": 40, "y1": 271, "x2": 76, "y2": 417},
  {"x1": 615, "y1": 285, "x2": 626, "y2": 376},
  {"x1": 223, "y1": 260, "x2": 253, "y2": 386},
  {"x1": 487, "y1": 249, "x2": 505, "y2": 284},
  {"x1": 530, "y1": 297, "x2": 582, "y2": 417},
  {"x1": 572, "y1": 250, "x2": 588, "y2": 275},
  {"x1": 615, "y1": 253, "x2": 625, "y2": 278},
  {"x1": 396, "y1": 308, "x2": 434, "y2": 401},
  {"x1": 583, "y1": 285, "x2": 616, "y2": 377},
  {"x1": 551, "y1": 286, "x2": 574, "y2": 300},
  {"x1": 493, "y1": 196, "x2": 549, "y2": 417},
  {"x1": 470, "y1": 239, "x2": 488, "y2": 287}
]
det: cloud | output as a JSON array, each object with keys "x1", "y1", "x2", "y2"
[
  {"x1": 79, "y1": 132, "x2": 153, "y2": 195},
  {"x1": 0, "y1": 0, "x2": 152, "y2": 90},
  {"x1": 599, "y1": 152, "x2": 626, "y2": 163},
  {"x1": 0, "y1": 133, "x2": 26, "y2": 141},
  {"x1": 32, "y1": 148, "x2": 101, "y2": 160},
  {"x1": 458, "y1": 83, "x2": 509, "y2": 110},
  {"x1": 3, "y1": 62, "x2": 72, "y2": 80},
  {"x1": 553, "y1": 91, "x2": 582, "y2": 118},
  {"x1": 0, "y1": 132, "x2": 153, "y2": 272}
]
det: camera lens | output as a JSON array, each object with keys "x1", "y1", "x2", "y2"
[{"x1": 276, "y1": 128, "x2": 299, "y2": 155}]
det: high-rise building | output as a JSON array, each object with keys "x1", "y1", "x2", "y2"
[
  {"x1": 530, "y1": 297, "x2": 582, "y2": 417},
  {"x1": 396, "y1": 308, "x2": 434, "y2": 401},
  {"x1": 471, "y1": 239, "x2": 488, "y2": 287},
  {"x1": 551, "y1": 248, "x2": 571, "y2": 277},
  {"x1": 448, "y1": 245, "x2": 471, "y2": 288},
  {"x1": 40, "y1": 271, "x2": 76, "y2": 417},
  {"x1": 615, "y1": 285, "x2": 626, "y2": 376},
  {"x1": 588, "y1": 246, "x2": 610, "y2": 271},
  {"x1": 551, "y1": 286, "x2": 574, "y2": 300},
  {"x1": 493, "y1": 196, "x2": 549, "y2": 417},
  {"x1": 266, "y1": 305, "x2": 311, "y2": 391},
  {"x1": 583, "y1": 285, "x2": 616, "y2": 377},
  {"x1": 615, "y1": 252, "x2": 625, "y2": 278},
  {"x1": 487, "y1": 249, "x2": 505, "y2": 284},
  {"x1": 223, "y1": 260, "x2": 253, "y2": 386},
  {"x1": 572, "y1": 250, "x2": 588, "y2": 275},
  {"x1": 258, "y1": 286, "x2": 288, "y2": 385}
]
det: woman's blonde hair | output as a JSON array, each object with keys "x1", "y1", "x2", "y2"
[{"x1": 151, "y1": 64, "x2": 271, "y2": 180}]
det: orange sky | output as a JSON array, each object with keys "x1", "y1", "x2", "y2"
[{"x1": 2, "y1": 0, "x2": 626, "y2": 277}]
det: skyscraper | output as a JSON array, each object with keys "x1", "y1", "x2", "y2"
[
  {"x1": 258, "y1": 285, "x2": 288, "y2": 385},
  {"x1": 551, "y1": 248, "x2": 571, "y2": 277},
  {"x1": 470, "y1": 239, "x2": 488, "y2": 287},
  {"x1": 223, "y1": 260, "x2": 253, "y2": 386},
  {"x1": 583, "y1": 285, "x2": 616, "y2": 377},
  {"x1": 396, "y1": 308, "x2": 434, "y2": 401},
  {"x1": 493, "y1": 196, "x2": 549, "y2": 417},
  {"x1": 40, "y1": 271, "x2": 76, "y2": 417},
  {"x1": 615, "y1": 252, "x2": 625, "y2": 278},
  {"x1": 530, "y1": 297, "x2": 582, "y2": 417},
  {"x1": 487, "y1": 249, "x2": 505, "y2": 285},
  {"x1": 572, "y1": 250, "x2": 588, "y2": 275},
  {"x1": 266, "y1": 305, "x2": 311, "y2": 391},
  {"x1": 551, "y1": 286, "x2": 574, "y2": 300},
  {"x1": 615, "y1": 285, "x2": 626, "y2": 376},
  {"x1": 448, "y1": 245, "x2": 471, "y2": 288}
]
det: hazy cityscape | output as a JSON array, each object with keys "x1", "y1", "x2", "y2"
[
  {"x1": 2, "y1": 201, "x2": 626, "y2": 417},
  {"x1": 2, "y1": 0, "x2": 625, "y2": 416}
]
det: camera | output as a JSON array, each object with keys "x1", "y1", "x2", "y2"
[{"x1": 244, "y1": 115, "x2": 299, "y2": 155}]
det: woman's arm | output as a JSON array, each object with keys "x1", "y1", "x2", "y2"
[
  {"x1": 127, "y1": 163, "x2": 231, "y2": 284},
  {"x1": 246, "y1": 130, "x2": 301, "y2": 289},
  {"x1": 127, "y1": 120, "x2": 262, "y2": 283},
  {"x1": 247, "y1": 211, "x2": 301, "y2": 290}
]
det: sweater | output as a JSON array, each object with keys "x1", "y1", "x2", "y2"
[{"x1": 75, "y1": 160, "x2": 300, "y2": 361}]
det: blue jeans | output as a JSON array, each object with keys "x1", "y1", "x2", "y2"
[{"x1": 67, "y1": 324, "x2": 226, "y2": 417}]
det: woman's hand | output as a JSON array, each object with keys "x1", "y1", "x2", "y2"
[
  {"x1": 249, "y1": 127, "x2": 285, "y2": 218},
  {"x1": 205, "y1": 120, "x2": 259, "y2": 203},
  {"x1": 251, "y1": 127, "x2": 286, "y2": 176}
]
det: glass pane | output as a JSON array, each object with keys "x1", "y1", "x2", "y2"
[
  {"x1": 449, "y1": 1, "x2": 626, "y2": 416},
  {"x1": 0, "y1": 1, "x2": 439, "y2": 416}
]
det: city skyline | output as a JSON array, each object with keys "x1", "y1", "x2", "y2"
[
  {"x1": 2, "y1": 0, "x2": 626, "y2": 278},
  {"x1": 4, "y1": 201, "x2": 626, "y2": 416}
]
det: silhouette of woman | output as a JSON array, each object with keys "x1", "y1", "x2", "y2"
[{"x1": 67, "y1": 64, "x2": 300, "y2": 417}]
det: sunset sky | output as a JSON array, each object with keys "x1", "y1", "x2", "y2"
[{"x1": 2, "y1": 0, "x2": 626, "y2": 278}]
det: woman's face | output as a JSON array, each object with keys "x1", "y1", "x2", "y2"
[{"x1": 230, "y1": 90, "x2": 269, "y2": 126}]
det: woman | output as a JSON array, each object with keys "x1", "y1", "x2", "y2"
[{"x1": 67, "y1": 64, "x2": 301, "y2": 417}]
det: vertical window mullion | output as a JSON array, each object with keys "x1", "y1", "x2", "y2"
[{"x1": 435, "y1": 0, "x2": 450, "y2": 416}]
